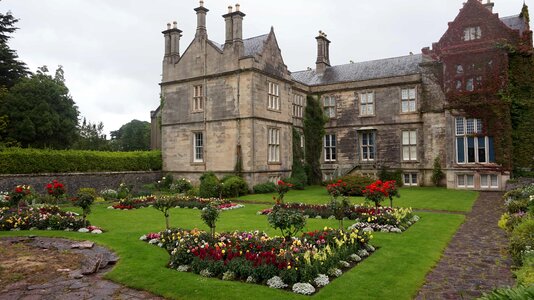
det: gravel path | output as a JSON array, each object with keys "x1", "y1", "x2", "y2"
[
  {"x1": 0, "y1": 237, "x2": 165, "y2": 300},
  {"x1": 416, "y1": 192, "x2": 515, "y2": 299}
]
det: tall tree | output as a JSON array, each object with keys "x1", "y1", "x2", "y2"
[
  {"x1": 111, "y1": 120, "x2": 150, "y2": 151},
  {"x1": 0, "y1": 66, "x2": 79, "y2": 148},
  {"x1": 304, "y1": 95, "x2": 327, "y2": 185},
  {"x1": 0, "y1": 4, "x2": 29, "y2": 89},
  {"x1": 72, "y1": 117, "x2": 110, "y2": 150}
]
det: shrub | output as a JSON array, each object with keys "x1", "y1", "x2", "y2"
[
  {"x1": 510, "y1": 219, "x2": 534, "y2": 265},
  {"x1": 199, "y1": 172, "x2": 221, "y2": 198},
  {"x1": 157, "y1": 174, "x2": 174, "y2": 190},
  {"x1": 201, "y1": 202, "x2": 220, "y2": 237},
  {"x1": 117, "y1": 183, "x2": 131, "y2": 199},
  {"x1": 378, "y1": 168, "x2": 403, "y2": 187},
  {"x1": 515, "y1": 249, "x2": 534, "y2": 286},
  {"x1": 185, "y1": 187, "x2": 200, "y2": 198},
  {"x1": 73, "y1": 189, "x2": 95, "y2": 227},
  {"x1": 253, "y1": 182, "x2": 277, "y2": 194},
  {"x1": 284, "y1": 177, "x2": 306, "y2": 191},
  {"x1": 171, "y1": 178, "x2": 193, "y2": 194},
  {"x1": 328, "y1": 175, "x2": 374, "y2": 196},
  {"x1": 507, "y1": 199, "x2": 530, "y2": 214},
  {"x1": 268, "y1": 205, "x2": 306, "y2": 239},
  {"x1": 0, "y1": 148, "x2": 162, "y2": 174},
  {"x1": 431, "y1": 157, "x2": 445, "y2": 187},
  {"x1": 479, "y1": 285, "x2": 534, "y2": 300},
  {"x1": 221, "y1": 176, "x2": 249, "y2": 198},
  {"x1": 100, "y1": 189, "x2": 118, "y2": 201}
]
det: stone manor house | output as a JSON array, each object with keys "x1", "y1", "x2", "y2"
[{"x1": 151, "y1": 0, "x2": 532, "y2": 190}]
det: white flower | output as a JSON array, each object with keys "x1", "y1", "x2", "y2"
[
  {"x1": 313, "y1": 274, "x2": 329, "y2": 287},
  {"x1": 357, "y1": 249, "x2": 369, "y2": 257},
  {"x1": 292, "y1": 283, "x2": 315, "y2": 295},
  {"x1": 177, "y1": 265, "x2": 190, "y2": 272},
  {"x1": 315, "y1": 216, "x2": 322, "y2": 219},
  {"x1": 139, "y1": 235, "x2": 147, "y2": 241},
  {"x1": 222, "y1": 271, "x2": 235, "y2": 281},
  {"x1": 91, "y1": 229, "x2": 103, "y2": 234},
  {"x1": 148, "y1": 239, "x2": 158, "y2": 244},
  {"x1": 246, "y1": 276, "x2": 257, "y2": 283},
  {"x1": 107, "y1": 206, "x2": 114, "y2": 209},
  {"x1": 267, "y1": 276, "x2": 288, "y2": 289},
  {"x1": 339, "y1": 260, "x2": 350, "y2": 268},
  {"x1": 366, "y1": 245, "x2": 376, "y2": 252},
  {"x1": 199, "y1": 269, "x2": 213, "y2": 277},
  {"x1": 349, "y1": 254, "x2": 362, "y2": 262},
  {"x1": 78, "y1": 228, "x2": 90, "y2": 233},
  {"x1": 327, "y1": 268, "x2": 342, "y2": 277}
]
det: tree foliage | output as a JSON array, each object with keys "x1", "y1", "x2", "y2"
[
  {"x1": 0, "y1": 4, "x2": 29, "y2": 89},
  {"x1": 0, "y1": 66, "x2": 79, "y2": 148},
  {"x1": 303, "y1": 95, "x2": 326, "y2": 185},
  {"x1": 72, "y1": 117, "x2": 109, "y2": 151},
  {"x1": 111, "y1": 119, "x2": 150, "y2": 151}
]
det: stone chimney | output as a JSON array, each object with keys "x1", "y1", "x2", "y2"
[
  {"x1": 222, "y1": 3, "x2": 246, "y2": 56},
  {"x1": 316, "y1": 30, "x2": 331, "y2": 75},
  {"x1": 479, "y1": 0, "x2": 494, "y2": 12},
  {"x1": 194, "y1": 0, "x2": 209, "y2": 38},
  {"x1": 162, "y1": 21, "x2": 182, "y2": 63}
]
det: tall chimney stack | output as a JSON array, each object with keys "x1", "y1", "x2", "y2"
[
  {"x1": 162, "y1": 21, "x2": 182, "y2": 63},
  {"x1": 222, "y1": 3, "x2": 246, "y2": 56},
  {"x1": 194, "y1": 0, "x2": 209, "y2": 38},
  {"x1": 480, "y1": 0, "x2": 494, "y2": 12},
  {"x1": 223, "y1": 6, "x2": 234, "y2": 45},
  {"x1": 316, "y1": 31, "x2": 331, "y2": 75}
]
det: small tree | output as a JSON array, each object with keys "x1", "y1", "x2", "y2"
[
  {"x1": 45, "y1": 180, "x2": 66, "y2": 205},
  {"x1": 153, "y1": 196, "x2": 178, "y2": 229},
  {"x1": 201, "y1": 202, "x2": 221, "y2": 237},
  {"x1": 268, "y1": 205, "x2": 306, "y2": 240},
  {"x1": 431, "y1": 157, "x2": 445, "y2": 187},
  {"x1": 73, "y1": 190, "x2": 95, "y2": 227},
  {"x1": 10, "y1": 185, "x2": 31, "y2": 209},
  {"x1": 362, "y1": 180, "x2": 398, "y2": 208},
  {"x1": 326, "y1": 180, "x2": 349, "y2": 229},
  {"x1": 275, "y1": 180, "x2": 293, "y2": 204}
]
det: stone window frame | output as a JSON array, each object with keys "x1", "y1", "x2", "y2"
[
  {"x1": 192, "y1": 85, "x2": 204, "y2": 112},
  {"x1": 192, "y1": 132, "x2": 204, "y2": 164},
  {"x1": 360, "y1": 131, "x2": 376, "y2": 162},
  {"x1": 403, "y1": 173, "x2": 418, "y2": 186},
  {"x1": 324, "y1": 134, "x2": 337, "y2": 163},
  {"x1": 457, "y1": 174, "x2": 475, "y2": 189},
  {"x1": 480, "y1": 174, "x2": 499, "y2": 189},
  {"x1": 358, "y1": 91, "x2": 375, "y2": 117},
  {"x1": 463, "y1": 26, "x2": 482, "y2": 41},
  {"x1": 293, "y1": 94, "x2": 304, "y2": 118},
  {"x1": 400, "y1": 87, "x2": 417, "y2": 113},
  {"x1": 268, "y1": 127, "x2": 281, "y2": 164},
  {"x1": 402, "y1": 130, "x2": 418, "y2": 161},
  {"x1": 323, "y1": 95, "x2": 336, "y2": 119},
  {"x1": 268, "y1": 81, "x2": 280, "y2": 111}
]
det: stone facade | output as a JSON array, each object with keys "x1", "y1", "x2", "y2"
[{"x1": 152, "y1": 0, "x2": 532, "y2": 191}]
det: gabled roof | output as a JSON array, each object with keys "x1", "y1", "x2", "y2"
[
  {"x1": 208, "y1": 34, "x2": 270, "y2": 57},
  {"x1": 500, "y1": 15, "x2": 529, "y2": 35},
  {"x1": 291, "y1": 54, "x2": 423, "y2": 86}
]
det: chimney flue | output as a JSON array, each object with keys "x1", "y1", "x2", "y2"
[
  {"x1": 162, "y1": 21, "x2": 182, "y2": 63},
  {"x1": 316, "y1": 30, "x2": 331, "y2": 75},
  {"x1": 194, "y1": 1, "x2": 209, "y2": 38}
]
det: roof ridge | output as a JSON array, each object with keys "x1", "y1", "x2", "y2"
[
  {"x1": 243, "y1": 33, "x2": 269, "y2": 41},
  {"x1": 500, "y1": 14, "x2": 520, "y2": 19}
]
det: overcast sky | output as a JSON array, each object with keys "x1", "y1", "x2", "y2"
[{"x1": 2, "y1": 0, "x2": 529, "y2": 136}]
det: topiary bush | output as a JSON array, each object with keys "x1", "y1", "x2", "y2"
[
  {"x1": 253, "y1": 182, "x2": 277, "y2": 194},
  {"x1": 221, "y1": 176, "x2": 249, "y2": 198},
  {"x1": 199, "y1": 172, "x2": 221, "y2": 198}
]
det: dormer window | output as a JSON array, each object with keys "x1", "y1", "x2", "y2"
[{"x1": 463, "y1": 26, "x2": 482, "y2": 41}]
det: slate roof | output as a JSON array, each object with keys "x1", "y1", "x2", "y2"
[
  {"x1": 291, "y1": 54, "x2": 423, "y2": 86},
  {"x1": 500, "y1": 15, "x2": 528, "y2": 35},
  {"x1": 208, "y1": 34, "x2": 269, "y2": 57}
]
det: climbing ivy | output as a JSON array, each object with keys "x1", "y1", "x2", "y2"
[{"x1": 303, "y1": 95, "x2": 326, "y2": 185}]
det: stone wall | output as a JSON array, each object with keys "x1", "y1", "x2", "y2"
[{"x1": 0, "y1": 171, "x2": 162, "y2": 194}]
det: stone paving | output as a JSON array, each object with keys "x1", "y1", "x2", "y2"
[
  {"x1": 0, "y1": 237, "x2": 165, "y2": 300},
  {"x1": 416, "y1": 192, "x2": 515, "y2": 299}
]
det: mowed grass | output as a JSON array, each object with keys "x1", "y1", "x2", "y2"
[
  {"x1": 0, "y1": 189, "x2": 469, "y2": 299},
  {"x1": 237, "y1": 186, "x2": 478, "y2": 212}
]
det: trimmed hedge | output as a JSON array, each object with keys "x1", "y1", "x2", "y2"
[{"x1": 0, "y1": 148, "x2": 162, "y2": 174}]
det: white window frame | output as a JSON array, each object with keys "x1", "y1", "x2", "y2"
[
  {"x1": 324, "y1": 134, "x2": 336, "y2": 162},
  {"x1": 193, "y1": 85, "x2": 204, "y2": 112},
  {"x1": 268, "y1": 128, "x2": 280, "y2": 163},
  {"x1": 193, "y1": 132, "x2": 204, "y2": 163},
  {"x1": 268, "y1": 82, "x2": 280, "y2": 111},
  {"x1": 455, "y1": 117, "x2": 493, "y2": 164},
  {"x1": 401, "y1": 88, "x2": 417, "y2": 113},
  {"x1": 359, "y1": 92, "x2": 375, "y2": 116},
  {"x1": 402, "y1": 130, "x2": 417, "y2": 161},
  {"x1": 403, "y1": 173, "x2": 418, "y2": 186},
  {"x1": 463, "y1": 26, "x2": 482, "y2": 41},
  {"x1": 293, "y1": 94, "x2": 304, "y2": 118},
  {"x1": 457, "y1": 174, "x2": 475, "y2": 188},
  {"x1": 323, "y1": 96, "x2": 336, "y2": 118},
  {"x1": 480, "y1": 174, "x2": 499, "y2": 189},
  {"x1": 360, "y1": 131, "x2": 376, "y2": 161}
]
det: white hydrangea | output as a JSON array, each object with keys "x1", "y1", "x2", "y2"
[
  {"x1": 315, "y1": 216, "x2": 322, "y2": 219},
  {"x1": 327, "y1": 215, "x2": 336, "y2": 220},
  {"x1": 366, "y1": 245, "x2": 376, "y2": 252},
  {"x1": 327, "y1": 268, "x2": 342, "y2": 277},
  {"x1": 338, "y1": 260, "x2": 350, "y2": 268},
  {"x1": 246, "y1": 276, "x2": 257, "y2": 283},
  {"x1": 177, "y1": 265, "x2": 190, "y2": 272},
  {"x1": 292, "y1": 283, "x2": 316, "y2": 295},
  {"x1": 78, "y1": 228, "x2": 89, "y2": 233},
  {"x1": 148, "y1": 239, "x2": 158, "y2": 244},
  {"x1": 390, "y1": 228, "x2": 402, "y2": 233},
  {"x1": 91, "y1": 229, "x2": 103, "y2": 234},
  {"x1": 313, "y1": 274, "x2": 330, "y2": 287},
  {"x1": 222, "y1": 271, "x2": 235, "y2": 281},
  {"x1": 267, "y1": 276, "x2": 288, "y2": 289},
  {"x1": 199, "y1": 269, "x2": 213, "y2": 277},
  {"x1": 349, "y1": 254, "x2": 362, "y2": 262},
  {"x1": 412, "y1": 215, "x2": 420, "y2": 222},
  {"x1": 357, "y1": 249, "x2": 369, "y2": 257},
  {"x1": 139, "y1": 235, "x2": 147, "y2": 241},
  {"x1": 380, "y1": 228, "x2": 390, "y2": 233}
]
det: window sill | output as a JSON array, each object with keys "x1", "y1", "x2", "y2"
[
  {"x1": 400, "y1": 111, "x2": 418, "y2": 115},
  {"x1": 191, "y1": 162, "x2": 205, "y2": 166},
  {"x1": 359, "y1": 115, "x2": 375, "y2": 118},
  {"x1": 268, "y1": 162, "x2": 282, "y2": 165},
  {"x1": 191, "y1": 110, "x2": 204, "y2": 114},
  {"x1": 267, "y1": 108, "x2": 281, "y2": 113}
]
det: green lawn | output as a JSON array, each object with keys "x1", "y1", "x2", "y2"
[
  {"x1": 237, "y1": 186, "x2": 478, "y2": 212},
  {"x1": 0, "y1": 190, "x2": 469, "y2": 299}
]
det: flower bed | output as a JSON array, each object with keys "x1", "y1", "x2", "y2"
[
  {"x1": 110, "y1": 196, "x2": 243, "y2": 211},
  {"x1": 142, "y1": 227, "x2": 374, "y2": 295},
  {"x1": 0, "y1": 205, "x2": 87, "y2": 231},
  {"x1": 258, "y1": 204, "x2": 418, "y2": 232}
]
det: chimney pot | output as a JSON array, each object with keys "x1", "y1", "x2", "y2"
[
  {"x1": 173, "y1": 21, "x2": 177, "y2": 29},
  {"x1": 235, "y1": 3, "x2": 240, "y2": 11},
  {"x1": 167, "y1": 23, "x2": 171, "y2": 30},
  {"x1": 228, "y1": 6, "x2": 233, "y2": 13},
  {"x1": 200, "y1": 0, "x2": 204, "y2": 7}
]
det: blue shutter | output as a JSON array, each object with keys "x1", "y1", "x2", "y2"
[{"x1": 488, "y1": 137, "x2": 495, "y2": 163}]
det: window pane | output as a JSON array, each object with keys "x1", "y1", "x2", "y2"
[
  {"x1": 401, "y1": 89, "x2": 408, "y2": 100},
  {"x1": 467, "y1": 137, "x2": 475, "y2": 163},
  {"x1": 369, "y1": 133, "x2": 375, "y2": 145},
  {"x1": 412, "y1": 174, "x2": 418, "y2": 184},
  {"x1": 402, "y1": 132, "x2": 409, "y2": 145},
  {"x1": 488, "y1": 137, "x2": 495, "y2": 162},
  {"x1": 410, "y1": 146, "x2": 417, "y2": 161},
  {"x1": 404, "y1": 174, "x2": 410, "y2": 185},
  {"x1": 491, "y1": 175, "x2": 498, "y2": 187},
  {"x1": 403, "y1": 146, "x2": 410, "y2": 161},
  {"x1": 369, "y1": 147, "x2": 375, "y2": 159},
  {"x1": 402, "y1": 101, "x2": 409, "y2": 113},
  {"x1": 458, "y1": 175, "x2": 465, "y2": 186},
  {"x1": 409, "y1": 100, "x2": 416, "y2": 112},
  {"x1": 466, "y1": 119, "x2": 475, "y2": 134},
  {"x1": 456, "y1": 118, "x2": 464, "y2": 135},
  {"x1": 467, "y1": 175, "x2": 474, "y2": 187},
  {"x1": 481, "y1": 175, "x2": 488, "y2": 187},
  {"x1": 410, "y1": 131, "x2": 417, "y2": 144},
  {"x1": 331, "y1": 135, "x2": 336, "y2": 147},
  {"x1": 478, "y1": 137, "x2": 486, "y2": 163},
  {"x1": 457, "y1": 137, "x2": 465, "y2": 163},
  {"x1": 409, "y1": 88, "x2": 416, "y2": 99},
  {"x1": 476, "y1": 119, "x2": 483, "y2": 133}
]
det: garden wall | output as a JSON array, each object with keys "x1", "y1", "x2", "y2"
[{"x1": 0, "y1": 171, "x2": 162, "y2": 194}]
